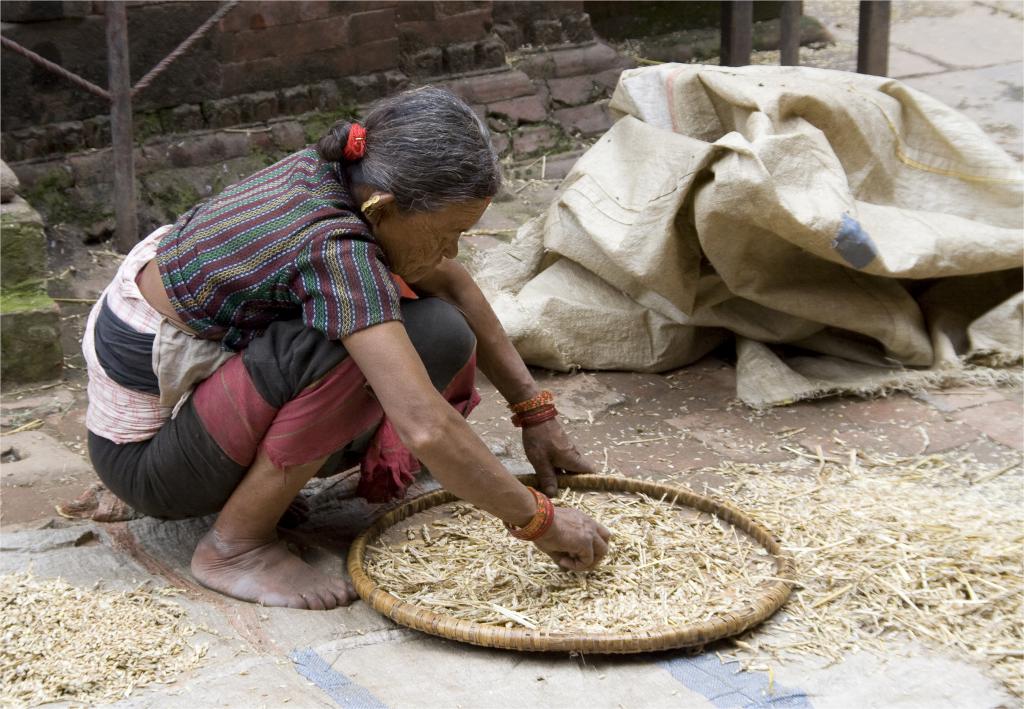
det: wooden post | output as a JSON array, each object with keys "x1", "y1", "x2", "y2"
[
  {"x1": 857, "y1": 1, "x2": 891, "y2": 76},
  {"x1": 720, "y1": 1, "x2": 753, "y2": 67},
  {"x1": 780, "y1": 1, "x2": 802, "y2": 66},
  {"x1": 106, "y1": 1, "x2": 138, "y2": 254}
]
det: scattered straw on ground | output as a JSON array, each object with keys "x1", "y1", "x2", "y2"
[
  {"x1": 0, "y1": 573, "x2": 206, "y2": 707},
  {"x1": 676, "y1": 448, "x2": 1024, "y2": 697},
  {"x1": 365, "y1": 490, "x2": 779, "y2": 634},
  {"x1": 365, "y1": 445, "x2": 1022, "y2": 697}
]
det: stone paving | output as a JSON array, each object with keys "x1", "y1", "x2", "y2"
[
  {"x1": 1, "y1": 2, "x2": 1022, "y2": 707},
  {"x1": 803, "y1": 0, "x2": 1023, "y2": 159}
]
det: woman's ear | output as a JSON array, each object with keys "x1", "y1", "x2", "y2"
[{"x1": 362, "y1": 192, "x2": 397, "y2": 226}]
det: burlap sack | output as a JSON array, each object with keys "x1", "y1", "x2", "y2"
[{"x1": 478, "y1": 64, "x2": 1023, "y2": 407}]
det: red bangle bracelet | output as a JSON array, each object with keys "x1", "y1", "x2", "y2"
[
  {"x1": 512, "y1": 405, "x2": 558, "y2": 428},
  {"x1": 505, "y1": 487, "x2": 555, "y2": 541},
  {"x1": 532, "y1": 498, "x2": 555, "y2": 540}
]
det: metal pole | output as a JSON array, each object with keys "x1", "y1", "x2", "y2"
[
  {"x1": 857, "y1": 1, "x2": 891, "y2": 76},
  {"x1": 106, "y1": 1, "x2": 139, "y2": 253},
  {"x1": 780, "y1": 1, "x2": 802, "y2": 66},
  {"x1": 720, "y1": 1, "x2": 754, "y2": 67}
]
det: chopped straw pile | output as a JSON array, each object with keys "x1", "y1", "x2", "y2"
[
  {"x1": 364, "y1": 447, "x2": 1023, "y2": 697},
  {"x1": 696, "y1": 448, "x2": 1023, "y2": 697},
  {"x1": 0, "y1": 573, "x2": 205, "y2": 707},
  {"x1": 365, "y1": 490, "x2": 780, "y2": 633}
]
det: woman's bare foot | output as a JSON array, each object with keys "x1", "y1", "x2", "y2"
[
  {"x1": 191, "y1": 528, "x2": 355, "y2": 610},
  {"x1": 56, "y1": 482, "x2": 140, "y2": 523}
]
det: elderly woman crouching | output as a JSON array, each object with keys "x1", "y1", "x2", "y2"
[{"x1": 82, "y1": 87, "x2": 611, "y2": 610}]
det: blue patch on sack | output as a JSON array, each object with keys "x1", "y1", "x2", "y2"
[{"x1": 831, "y1": 214, "x2": 877, "y2": 269}]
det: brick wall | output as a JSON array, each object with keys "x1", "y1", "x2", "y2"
[
  {"x1": 215, "y1": 2, "x2": 402, "y2": 96},
  {"x1": 0, "y1": 1, "x2": 509, "y2": 135},
  {"x1": 1, "y1": 1, "x2": 622, "y2": 167},
  {"x1": 491, "y1": 1, "x2": 592, "y2": 50},
  {"x1": 8, "y1": 31, "x2": 632, "y2": 248}
]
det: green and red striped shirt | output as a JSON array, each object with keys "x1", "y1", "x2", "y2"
[{"x1": 156, "y1": 148, "x2": 402, "y2": 350}]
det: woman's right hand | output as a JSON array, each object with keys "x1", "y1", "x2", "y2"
[{"x1": 533, "y1": 507, "x2": 612, "y2": 571}]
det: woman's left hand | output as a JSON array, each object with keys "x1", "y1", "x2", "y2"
[
  {"x1": 522, "y1": 419, "x2": 596, "y2": 497},
  {"x1": 410, "y1": 261, "x2": 597, "y2": 496}
]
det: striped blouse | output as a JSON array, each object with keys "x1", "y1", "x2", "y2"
[{"x1": 156, "y1": 147, "x2": 402, "y2": 350}]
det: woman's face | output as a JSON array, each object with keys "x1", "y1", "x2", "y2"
[{"x1": 371, "y1": 198, "x2": 490, "y2": 283}]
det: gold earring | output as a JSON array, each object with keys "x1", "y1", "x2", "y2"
[{"x1": 361, "y1": 194, "x2": 384, "y2": 219}]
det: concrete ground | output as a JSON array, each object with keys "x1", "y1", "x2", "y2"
[
  {"x1": 804, "y1": 0, "x2": 1024, "y2": 160},
  {"x1": 2, "y1": 2, "x2": 1022, "y2": 707}
]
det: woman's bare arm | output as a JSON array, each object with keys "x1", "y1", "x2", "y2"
[
  {"x1": 342, "y1": 320, "x2": 609, "y2": 570},
  {"x1": 411, "y1": 259, "x2": 539, "y2": 404},
  {"x1": 410, "y1": 259, "x2": 596, "y2": 495},
  {"x1": 343, "y1": 320, "x2": 535, "y2": 525}
]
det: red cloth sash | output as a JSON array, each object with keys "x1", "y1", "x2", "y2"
[{"x1": 192, "y1": 349, "x2": 479, "y2": 503}]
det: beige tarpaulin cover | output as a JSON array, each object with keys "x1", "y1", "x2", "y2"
[{"x1": 478, "y1": 64, "x2": 1024, "y2": 407}]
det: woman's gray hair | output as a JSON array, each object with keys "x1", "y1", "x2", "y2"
[{"x1": 317, "y1": 87, "x2": 502, "y2": 212}]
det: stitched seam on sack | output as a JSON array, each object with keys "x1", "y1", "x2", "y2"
[
  {"x1": 572, "y1": 175, "x2": 681, "y2": 224},
  {"x1": 567, "y1": 180, "x2": 636, "y2": 226},
  {"x1": 848, "y1": 84, "x2": 1023, "y2": 184}
]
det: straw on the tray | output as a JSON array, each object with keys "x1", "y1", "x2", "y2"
[{"x1": 365, "y1": 490, "x2": 778, "y2": 634}]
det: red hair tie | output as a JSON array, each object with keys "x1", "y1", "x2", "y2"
[{"x1": 343, "y1": 124, "x2": 367, "y2": 161}]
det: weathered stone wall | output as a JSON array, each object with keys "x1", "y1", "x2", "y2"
[
  {"x1": 491, "y1": 1, "x2": 591, "y2": 50},
  {"x1": 1, "y1": 0, "x2": 600, "y2": 161},
  {"x1": 0, "y1": 160, "x2": 63, "y2": 384},
  {"x1": 9, "y1": 36, "x2": 630, "y2": 243},
  {"x1": 2, "y1": 1, "x2": 631, "y2": 246}
]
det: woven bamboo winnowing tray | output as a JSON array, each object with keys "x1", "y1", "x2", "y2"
[{"x1": 348, "y1": 475, "x2": 795, "y2": 653}]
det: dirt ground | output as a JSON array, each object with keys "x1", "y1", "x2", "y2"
[{"x1": 1, "y1": 2, "x2": 1022, "y2": 706}]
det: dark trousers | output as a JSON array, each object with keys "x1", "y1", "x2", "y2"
[{"x1": 88, "y1": 297, "x2": 476, "y2": 519}]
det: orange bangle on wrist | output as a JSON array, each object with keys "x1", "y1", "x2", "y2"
[
  {"x1": 508, "y1": 389, "x2": 554, "y2": 414},
  {"x1": 505, "y1": 487, "x2": 555, "y2": 541}
]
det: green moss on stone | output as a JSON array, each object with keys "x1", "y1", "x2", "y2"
[
  {"x1": 0, "y1": 289, "x2": 56, "y2": 313},
  {"x1": 133, "y1": 112, "x2": 164, "y2": 144},
  {"x1": 145, "y1": 177, "x2": 201, "y2": 220},
  {"x1": 209, "y1": 171, "x2": 227, "y2": 196},
  {"x1": 21, "y1": 169, "x2": 76, "y2": 225},
  {"x1": 249, "y1": 146, "x2": 281, "y2": 168},
  {"x1": 0, "y1": 297, "x2": 63, "y2": 384},
  {"x1": 0, "y1": 213, "x2": 47, "y2": 289}
]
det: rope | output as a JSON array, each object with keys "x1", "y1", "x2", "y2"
[
  {"x1": 131, "y1": 0, "x2": 239, "y2": 97},
  {"x1": 0, "y1": 35, "x2": 111, "y2": 101}
]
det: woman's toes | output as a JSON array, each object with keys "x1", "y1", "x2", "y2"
[
  {"x1": 316, "y1": 588, "x2": 339, "y2": 610},
  {"x1": 284, "y1": 594, "x2": 308, "y2": 610},
  {"x1": 301, "y1": 592, "x2": 327, "y2": 611},
  {"x1": 332, "y1": 580, "x2": 356, "y2": 606}
]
